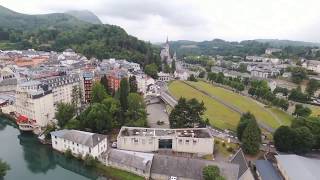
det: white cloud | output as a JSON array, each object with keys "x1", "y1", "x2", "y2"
[{"x1": 1, "y1": 0, "x2": 320, "y2": 42}]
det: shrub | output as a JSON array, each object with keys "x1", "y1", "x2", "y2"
[
  {"x1": 227, "y1": 147, "x2": 234, "y2": 152},
  {"x1": 64, "y1": 149, "x2": 73, "y2": 159},
  {"x1": 84, "y1": 154, "x2": 98, "y2": 168}
]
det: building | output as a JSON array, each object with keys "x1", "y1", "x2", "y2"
[
  {"x1": 151, "y1": 154, "x2": 239, "y2": 180},
  {"x1": 265, "y1": 48, "x2": 281, "y2": 55},
  {"x1": 275, "y1": 154, "x2": 320, "y2": 180},
  {"x1": 230, "y1": 149, "x2": 254, "y2": 180},
  {"x1": 106, "y1": 149, "x2": 154, "y2": 179},
  {"x1": 15, "y1": 82, "x2": 54, "y2": 131},
  {"x1": 117, "y1": 127, "x2": 214, "y2": 156},
  {"x1": 51, "y1": 129, "x2": 107, "y2": 158},
  {"x1": 174, "y1": 69, "x2": 189, "y2": 80},
  {"x1": 160, "y1": 37, "x2": 172, "y2": 66},
  {"x1": 302, "y1": 60, "x2": 320, "y2": 73},
  {"x1": 107, "y1": 69, "x2": 127, "y2": 93},
  {"x1": 157, "y1": 72, "x2": 171, "y2": 82},
  {"x1": 255, "y1": 160, "x2": 282, "y2": 180},
  {"x1": 250, "y1": 66, "x2": 280, "y2": 79},
  {"x1": 81, "y1": 71, "x2": 94, "y2": 103},
  {"x1": 42, "y1": 74, "x2": 81, "y2": 106}
]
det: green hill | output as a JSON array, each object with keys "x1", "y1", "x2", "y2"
[
  {"x1": 0, "y1": 5, "x2": 88, "y2": 30},
  {"x1": 66, "y1": 10, "x2": 102, "y2": 24},
  {"x1": 0, "y1": 5, "x2": 160, "y2": 66},
  {"x1": 254, "y1": 39, "x2": 320, "y2": 48}
]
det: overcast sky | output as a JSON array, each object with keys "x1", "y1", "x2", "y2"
[{"x1": 1, "y1": 0, "x2": 320, "y2": 43}]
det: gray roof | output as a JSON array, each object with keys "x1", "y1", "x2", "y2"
[
  {"x1": 151, "y1": 154, "x2": 239, "y2": 180},
  {"x1": 276, "y1": 154, "x2": 320, "y2": 180},
  {"x1": 51, "y1": 130, "x2": 107, "y2": 147},
  {"x1": 108, "y1": 149, "x2": 153, "y2": 172},
  {"x1": 230, "y1": 148, "x2": 249, "y2": 179},
  {"x1": 255, "y1": 160, "x2": 282, "y2": 180}
]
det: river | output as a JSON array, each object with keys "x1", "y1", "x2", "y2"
[{"x1": 0, "y1": 118, "x2": 100, "y2": 180}]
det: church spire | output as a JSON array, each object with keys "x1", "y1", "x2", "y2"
[{"x1": 166, "y1": 36, "x2": 169, "y2": 44}]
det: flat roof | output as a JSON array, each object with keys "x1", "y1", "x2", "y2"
[
  {"x1": 118, "y1": 126, "x2": 212, "y2": 139},
  {"x1": 276, "y1": 154, "x2": 320, "y2": 180}
]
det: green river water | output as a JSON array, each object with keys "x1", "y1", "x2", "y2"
[{"x1": 0, "y1": 118, "x2": 100, "y2": 180}]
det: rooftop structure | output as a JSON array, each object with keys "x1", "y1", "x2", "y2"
[
  {"x1": 151, "y1": 154, "x2": 239, "y2": 180},
  {"x1": 117, "y1": 127, "x2": 213, "y2": 155},
  {"x1": 255, "y1": 160, "x2": 283, "y2": 180},
  {"x1": 276, "y1": 154, "x2": 320, "y2": 180}
]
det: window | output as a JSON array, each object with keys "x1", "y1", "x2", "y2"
[
  {"x1": 89, "y1": 148, "x2": 91, "y2": 153},
  {"x1": 178, "y1": 139, "x2": 182, "y2": 144},
  {"x1": 55, "y1": 141, "x2": 57, "y2": 145},
  {"x1": 142, "y1": 139, "x2": 146, "y2": 144},
  {"x1": 149, "y1": 139, "x2": 153, "y2": 144},
  {"x1": 193, "y1": 140, "x2": 197, "y2": 145},
  {"x1": 72, "y1": 142, "x2": 74, "y2": 145},
  {"x1": 185, "y1": 140, "x2": 189, "y2": 144}
]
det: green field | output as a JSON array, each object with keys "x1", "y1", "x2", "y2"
[
  {"x1": 168, "y1": 81, "x2": 293, "y2": 131},
  {"x1": 169, "y1": 81, "x2": 241, "y2": 130}
]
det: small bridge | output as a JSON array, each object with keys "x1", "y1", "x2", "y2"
[{"x1": 159, "y1": 91, "x2": 177, "y2": 107}]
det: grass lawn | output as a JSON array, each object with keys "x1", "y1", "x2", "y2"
[
  {"x1": 267, "y1": 107, "x2": 292, "y2": 126},
  {"x1": 186, "y1": 81, "x2": 292, "y2": 129},
  {"x1": 96, "y1": 163, "x2": 144, "y2": 180},
  {"x1": 168, "y1": 81, "x2": 241, "y2": 130},
  {"x1": 214, "y1": 138, "x2": 239, "y2": 158},
  {"x1": 309, "y1": 105, "x2": 320, "y2": 117}
]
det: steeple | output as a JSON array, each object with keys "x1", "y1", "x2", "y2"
[{"x1": 166, "y1": 36, "x2": 169, "y2": 44}]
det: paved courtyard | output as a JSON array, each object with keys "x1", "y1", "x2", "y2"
[{"x1": 146, "y1": 97, "x2": 170, "y2": 128}]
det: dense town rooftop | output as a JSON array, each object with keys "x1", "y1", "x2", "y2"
[{"x1": 119, "y1": 126, "x2": 212, "y2": 138}]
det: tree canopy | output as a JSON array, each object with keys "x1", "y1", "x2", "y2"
[
  {"x1": 91, "y1": 82, "x2": 109, "y2": 103},
  {"x1": 55, "y1": 102, "x2": 76, "y2": 127},
  {"x1": 169, "y1": 97, "x2": 206, "y2": 128},
  {"x1": 202, "y1": 165, "x2": 225, "y2": 180},
  {"x1": 0, "y1": 159, "x2": 10, "y2": 177}
]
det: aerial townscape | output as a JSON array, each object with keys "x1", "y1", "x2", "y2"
[{"x1": 1, "y1": 1, "x2": 320, "y2": 180}]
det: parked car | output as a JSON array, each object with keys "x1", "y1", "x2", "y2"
[
  {"x1": 111, "y1": 142, "x2": 117, "y2": 148},
  {"x1": 169, "y1": 176, "x2": 177, "y2": 180}
]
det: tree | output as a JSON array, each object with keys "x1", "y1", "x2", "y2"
[
  {"x1": 55, "y1": 103, "x2": 76, "y2": 127},
  {"x1": 126, "y1": 93, "x2": 147, "y2": 126},
  {"x1": 293, "y1": 127, "x2": 314, "y2": 154},
  {"x1": 290, "y1": 67, "x2": 307, "y2": 84},
  {"x1": 83, "y1": 103, "x2": 113, "y2": 133},
  {"x1": 306, "y1": 79, "x2": 320, "y2": 96},
  {"x1": 188, "y1": 74, "x2": 197, "y2": 82},
  {"x1": 198, "y1": 71, "x2": 206, "y2": 78},
  {"x1": 129, "y1": 76, "x2": 138, "y2": 93},
  {"x1": 241, "y1": 119, "x2": 262, "y2": 155},
  {"x1": 119, "y1": 78, "x2": 129, "y2": 111},
  {"x1": 169, "y1": 98, "x2": 206, "y2": 128},
  {"x1": 71, "y1": 85, "x2": 82, "y2": 107},
  {"x1": 171, "y1": 59, "x2": 176, "y2": 73},
  {"x1": 293, "y1": 104, "x2": 311, "y2": 117},
  {"x1": 202, "y1": 165, "x2": 225, "y2": 180},
  {"x1": 144, "y1": 63, "x2": 158, "y2": 78},
  {"x1": 236, "y1": 112, "x2": 256, "y2": 141},
  {"x1": 91, "y1": 82, "x2": 108, "y2": 103},
  {"x1": 100, "y1": 75, "x2": 110, "y2": 95},
  {"x1": 273, "y1": 126, "x2": 297, "y2": 152},
  {"x1": 0, "y1": 159, "x2": 10, "y2": 177},
  {"x1": 288, "y1": 88, "x2": 309, "y2": 103}
]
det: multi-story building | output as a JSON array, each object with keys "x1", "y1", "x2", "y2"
[
  {"x1": 81, "y1": 71, "x2": 94, "y2": 103},
  {"x1": 107, "y1": 69, "x2": 127, "y2": 93},
  {"x1": 117, "y1": 127, "x2": 214, "y2": 156},
  {"x1": 157, "y1": 72, "x2": 171, "y2": 82},
  {"x1": 302, "y1": 60, "x2": 320, "y2": 73},
  {"x1": 15, "y1": 82, "x2": 54, "y2": 131},
  {"x1": 42, "y1": 74, "x2": 81, "y2": 106},
  {"x1": 51, "y1": 129, "x2": 107, "y2": 158}
]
